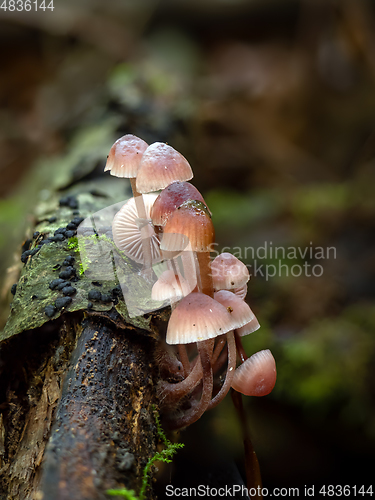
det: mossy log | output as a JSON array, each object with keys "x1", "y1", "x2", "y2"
[{"x1": 0, "y1": 163, "x2": 169, "y2": 499}]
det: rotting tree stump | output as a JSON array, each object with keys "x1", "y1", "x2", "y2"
[{"x1": 0, "y1": 162, "x2": 169, "y2": 499}]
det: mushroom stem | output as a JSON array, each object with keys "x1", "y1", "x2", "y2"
[
  {"x1": 196, "y1": 338, "x2": 214, "y2": 412},
  {"x1": 212, "y1": 335, "x2": 227, "y2": 365},
  {"x1": 130, "y1": 177, "x2": 153, "y2": 275},
  {"x1": 231, "y1": 389, "x2": 263, "y2": 495},
  {"x1": 197, "y1": 251, "x2": 213, "y2": 297},
  {"x1": 208, "y1": 330, "x2": 236, "y2": 410},
  {"x1": 235, "y1": 330, "x2": 248, "y2": 363},
  {"x1": 180, "y1": 250, "x2": 199, "y2": 293},
  {"x1": 213, "y1": 343, "x2": 230, "y2": 373},
  {"x1": 165, "y1": 339, "x2": 214, "y2": 430},
  {"x1": 158, "y1": 354, "x2": 203, "y2": 405},
  {"x1": 177, "y1": 344, "x2": 191, "y2": 376}
]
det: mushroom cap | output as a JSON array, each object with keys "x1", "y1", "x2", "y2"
[
  {"x1": 151, "y1": 269, "x2": 192, "y2": 302},
  {"x1": 104, "y1": 134, "x2": 148, "y2": 178},
  {"x1": 233, "y1": 283, "x2": 247, "y2": 300},
  {"x1": 211, "y1": 253, "x2": 250, "y2": 290},
  {"x1": 166, "y1": 292, "x2": 236, "y2": 344},
  {"x1": 231, "y1": 349, "x2": 276, "y2": 396},
  {"x1": 160, "y1": 200, "x2": 214, "y2": 253},
  {"x1": 112, "y1": 194, "x2": 161, "y2": 264},
  {"x1": 150, "y1": 181, "x2": 206, "y2": 227},
  {"x1": 214, "y1": 290, "x2": 255, "y2": 331},
  {"x1": 136, "y1": 142, "x2": 193, "y2": 193},
  {"x1": 236, "y1": 316, "x2": 260, "y2": 336}
]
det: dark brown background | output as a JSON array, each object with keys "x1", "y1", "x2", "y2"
[{"x1": 1, "y1": 0, "x2": 375, "y2": 496}]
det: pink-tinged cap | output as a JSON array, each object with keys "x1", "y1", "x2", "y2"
[
  {"x1": 231, "y1": 349, "x2": 276, "y2": 396},
  {"x1": 151, "y1": 269, "x2": 192, "y2": 302},
  {"x1": 150, "y1": 181, "x2": 206, "y2": 227},
  {"x1": 214, "y1": 290, "x2": 254, "y2": 330},
  {"x1": 104, "y1": 134, "x2": 148, "y2": 178},
  {"x1": 233, "y1": 283, "x2": 247, "y2": 300},
  {"x1": 166, "y1": 292, "x2": 236, "y2": 345},
  {"x1": 136, "y1": 142, "x2": 193, "y2": 193},
  {"x1": 236, "y1": 316, "x2": 260, "y2": 337},
  {"x1": 160, "y1": 200, "x2": 214, "y2": 253},
  {"x1": 211, "y1": 253, "x2": 250, "y2": 290},
  {"x1": 112, "y1": 194, "x2": 161, "y2": 264}
]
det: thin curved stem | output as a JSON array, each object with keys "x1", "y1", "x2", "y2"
[
  {"x1": 234, "y1": 330, "x2": 248, "y2": 363},
  {"x1": 158, "y1": 355, "x2": 202, "y2": 406},
  {"x1": 177, "y1": 344, "x2": 191, "y2": 377},
  {"x1": 165, "y1": 339, "x2": 213, "y2": 430},
  {"x1": 208, "y1": 331, "x2": 236, "y2": 410},
  {"x1": 212, "y1": 334, "x2": 227, "y2": 365},
  {"x1": 231, "y1": 389, "x2": 263, "y2": 495}
]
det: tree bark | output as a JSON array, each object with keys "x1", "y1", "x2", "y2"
[{"x1": 0, "y1": 153, "x2": 168, "y2": 498}]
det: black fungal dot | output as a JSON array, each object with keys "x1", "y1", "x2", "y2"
[
  {"x1": 56, "y1": 281, "x2": 71, "y2": 291},
  {"x1": 65, "y1": 230, "x2": 76, "y2": 238},
  {"x1": 91, "y1": 281, "x2": 102, "y2": 287},
  {"x1": 59, "y1": 196, "x2": 70, "y2": 207},
  {"x1": 48, "y1": 216, "x2": 57, "y2": 223},
  {"x1": 68, "y1": 198, "x2": 79, "y2": 209},
  {"x1": 63, "y1": 255, "x2": 75, "y2": 266},
  {"x1": 87, "y1": 301, "x2": 93, "y2": 309},
  {"x1": 59, "y1": 267, "x2": 75, "y2": 280},
  {"x1": 71, "y1": 217, "x2": 84, "y2": 226},
  {"x1": 11, "y1": 284, "x2": 17, "y2": 295},
  {"x1": 50, "y1": 234, "x2": 65, "y2": 242},
  {"x1": 62, "y1": 286, "x2": 76, "y2": 296},
  {"x1": 33, "y1": 231, "x2": 40, "y2": 239},
  {"x1": 55, "y1": 296, "x2": 72, "y2": 309},
  {"x1": 101, "y1": 293, "x2": 112, "y2": 303},
  {"x1": 66, "y1": 222, "x2": 77, "y2": 230},
  {"x1": 49, "y1": 278, "x2": 65, "y2": 290},
  {"x1": 111, "y1": 284, "x2": 122, "y2": 297},
  {"x1": 21, "y1": 250, "x2": 32, "y2": 263},
  {"x1": 29, "y1": 247, "x2": 40, "y2": 256},
  {"x1": 88, "y1": 289, "x2": 102, "y2": 301},
  {"x1": 54, "y1": 227, "x2": 67, "y2": 236},
  {"x1": 45, "y1": 304, "x2": 57, "y2": 317}
]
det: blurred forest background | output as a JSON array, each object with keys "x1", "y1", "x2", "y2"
[{"x1": 1, "y1": 0, "x2": 375, "y2": 495}]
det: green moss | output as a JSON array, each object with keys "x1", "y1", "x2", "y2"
[
  {"x1": 107, "y1": 408, "x2": 184, "y2": 500},
  {"x1": 67, "y1": 237, "x2": 79, "y2": 250}
]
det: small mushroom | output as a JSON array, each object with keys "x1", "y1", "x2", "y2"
[
  {"x1": 150, "y1": 181, "x2": 206, "y2": 231},
  {"x1": 211, "y1": 252, "x2": 250, "y2": 291},
  {"x1": 231, "y1": 349, "x2": 277, "y2": 397},
  {"x1": 112, "y1": 194, "x2": 161, "y2": 265},
  {"x1": 136, "y1": 142, "x2": 193, "y2": 194},
  {"x1": 166, "y1": 292, "x2": 235, "y2": 345},
  {"x1": 214, "y1": 290, "x2": 255, "y2": 330},
  {"x1": 104, "y1": 134, "x2": 153, "y2": 274},
  {"x1": 104, "y1": 134, "x2": 148, "y2": 178},
  {"x1": 161, "y1": 200, "x2": 215, "y2": 297},
  {"x1": 151, "y1": 269, "x2": 192, "y2": 304}
]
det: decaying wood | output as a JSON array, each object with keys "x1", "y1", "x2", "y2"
[
  {"x1": 37, "y1": 317, "x2": 158, "y2": 500},
  {"x1": 0, "y1": 299, "x2": 165, "y2": 499},
  {"x1": 0, "y1": 158, "x2": 170, "y2": 498}
]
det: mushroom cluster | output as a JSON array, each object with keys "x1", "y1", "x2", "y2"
[{"x1": 105, "y1": 134, "x2": 276, "y2": 429}]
